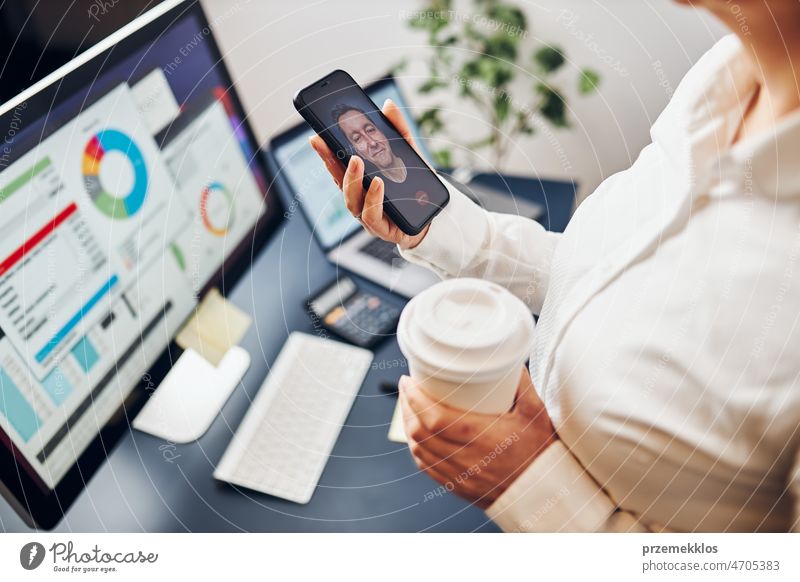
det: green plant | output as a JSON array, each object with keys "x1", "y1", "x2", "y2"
[{"x1": 405, "y1": 0, "x2": 600, "y2": 169}]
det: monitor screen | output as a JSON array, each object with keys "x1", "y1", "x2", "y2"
[
  {"x1": 0, "y1": 3, "x2": 278, "y2": 494},
  {"x1": 272, "y1": 80, "x2": 432, "y2": 250}
]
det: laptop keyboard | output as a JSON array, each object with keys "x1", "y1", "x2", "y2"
[{"x1": 359, "y1": 237, "x2": 402, "y2": 265}]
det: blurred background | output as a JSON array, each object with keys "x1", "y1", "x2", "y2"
[{"x1": 0, "y1": 0, "x2": 727, "y2": 201}]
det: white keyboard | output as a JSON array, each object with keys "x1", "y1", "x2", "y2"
[{"x1": 214, "y1": 332, "x2": 373, "y2": 504}]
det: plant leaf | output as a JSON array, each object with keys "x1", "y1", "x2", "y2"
[
  {"x1": 517, "y1": 111, "x2": 535, "y2": 135},
  {"x1": 432, "y1": 148, "x2": 453, "y2": 168},
  {"x1": 418, "y1": 78, "x2": 448, "y2": 94},
  {"x1": 468, "y1": 134, "x2": 497, "y2": 150},
  {"x1": 475, "y1": 56, "x2": 514, "y2": 88},
  {"x1": 534, "y1": 45, "x2": 566, "y2": 73},
  {"x1": 408, "y1": 0, "x2": 453, "y2": 34},
  {"x1": 536, "y1": 83, "x2": 568, "y2": 127},
  {"x1": 485, "y1": 4, "x2": 527, "y2": 33},
  {"x1": 493, "y1": 92, "x2": 511, "y2": 123},
  {"x1": 483, "y1": 33, "x2": 518, "y2": 62},
  {"x1": 416, "y1": 107, "x2": 445, "y2": 135},
  {"x1": 440, "y1": 34, "x2": 459, "y2": 46},
  {"x1": 579, "y1": 69, "x2": 601, "y2": 95}
]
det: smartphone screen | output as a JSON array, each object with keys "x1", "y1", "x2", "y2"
[{"x1": 294, "y1": 70, "x2": 449, "y2": 235}]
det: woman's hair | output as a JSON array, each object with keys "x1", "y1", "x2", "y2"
[{"x1": 331, "y1": 104, "x2": 368, "y2": 128}]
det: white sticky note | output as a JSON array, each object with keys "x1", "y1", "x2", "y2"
[
  {"x1": 131, "y1": 68, "x2": 181, "y2": 134},
  {"x1": 388, "y1": 400, "x2": 407, "y2": 444},
  {"x1": 133, "y1": 346, "x2": 250, "y2": 443}
]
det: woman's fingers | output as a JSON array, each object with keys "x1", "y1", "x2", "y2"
[
  {"x1": 342, "y1": 156, "x2": 367, "y2": 217},
  {"x1": 401, "y1": 376, "x2": 486, "y2": 445},
  {"x1": 382, "y1": 99, "x2": 421, "y2": 157},
  {"x1": 361, "y1": 176, "x2": 387, "y2": 234},
  {"x1": 309, "y1": 136, "x2": 344, "y2": 187},
  {"x1": 310, "y1": 134, "x2": 397, "y2": 242},
  {"x1": 408, "y1": 436, "x2": 461, "y2": 476}
]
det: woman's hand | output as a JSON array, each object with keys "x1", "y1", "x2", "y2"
[
  {"x1": 399, "y1": 368, "x2": 557, "y2": 509},
  {"x1": 309, "y1": 99, "x2": 430, "y2": 250}
]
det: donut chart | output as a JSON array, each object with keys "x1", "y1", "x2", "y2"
[
  {"x1": 82, "y1": 129, "x2": 148, "y2": 219},
  {"x1": 199, "y1": 181, "x2": 235, "y2": 237}
]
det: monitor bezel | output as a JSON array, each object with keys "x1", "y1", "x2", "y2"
[{"x1": 0, "y1": 0, "x2": 284, "y2": 529}]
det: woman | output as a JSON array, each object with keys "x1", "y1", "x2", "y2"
[{"x1": 310, "y1": 0, "x2": 800, "y2": 532}]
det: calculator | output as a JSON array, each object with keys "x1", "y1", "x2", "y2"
[{"x1": 305, "y1": 277, "x2": 402, "y2": 348}]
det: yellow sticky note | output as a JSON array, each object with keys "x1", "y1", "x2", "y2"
[{"x1": 176, "y1": 288, "x2": 251, "y2": 366}]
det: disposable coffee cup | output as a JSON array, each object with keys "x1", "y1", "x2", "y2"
[{"x1": 397, "y1": 278, "x2": 535, "y2": 414}]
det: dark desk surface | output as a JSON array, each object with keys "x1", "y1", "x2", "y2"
[{"x1": 0, "y1": 172, "x2": 575, "y2": 532}]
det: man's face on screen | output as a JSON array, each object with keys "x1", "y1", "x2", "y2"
[{"x1": 337, "y1": 109, "x2": 394, "y2": 169}]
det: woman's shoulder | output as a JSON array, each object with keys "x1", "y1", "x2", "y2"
[
  {"x1": 669, "y1": 34, "x2": 742, "y2": 104},
  {"x1": 650, "y1": 35, "x2": 744, "y2": 136},
  {"x1": 679, "y1": 34, "x2": 742, "y2": 89}
]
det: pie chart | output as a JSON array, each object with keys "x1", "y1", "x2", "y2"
[
  {"x1": 200, "y1": 181, "x2": 235, "y2": 237},
  {"x1": 82, "y1": 129, "x2": 148, "y2": 219}
]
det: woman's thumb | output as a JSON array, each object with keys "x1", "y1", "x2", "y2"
[{"x1": 382, "y1": 98, "x2": 419, "y2": 152}]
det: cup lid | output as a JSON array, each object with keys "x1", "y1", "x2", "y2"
[{"x1": 397, "y1": 278, "x2": 535, "y2": 382}]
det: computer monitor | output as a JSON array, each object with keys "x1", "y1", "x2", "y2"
[
  {"x1": 0, "y1": 0, "x2": 283, "y2": 528},
  {"x1": 270, "y1": 77, "x2": 433, "y2": 251}
]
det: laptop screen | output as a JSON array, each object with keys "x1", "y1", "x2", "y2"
[{"x1": 272, "y1": 79, "x2": 432, "y2": 250}]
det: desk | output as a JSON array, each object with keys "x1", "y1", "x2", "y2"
[{"x1": 0, "y1": 169, "x2": 575, "y2": 532}]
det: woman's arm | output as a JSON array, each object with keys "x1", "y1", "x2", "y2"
[
  {"x1": 310, "y1": 99, "x2": 561, "y2": 315},
  {"x1": 399, "y1": 179, "x2": 561, "y2": 314},
  {"x1": 400, "y1": 371, "x2": 651, "y2": 532},
  {"x1": 484, "y1": 440, "x2": 650, "y2": 532}
]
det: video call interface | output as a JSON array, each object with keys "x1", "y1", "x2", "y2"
[
  {"x1": 274, "y1": 83, "x2": 434, "y2": 250},
  {"x1": 0, "y1": 14, "x2": 269, "y2": 490},
  {"x1": 314, "y1": 87, "x2": 446, "y2": 231}
]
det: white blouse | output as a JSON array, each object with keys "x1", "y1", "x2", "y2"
[{"x1": 400, "y1": 34, "x2": 800, "y2": 532}]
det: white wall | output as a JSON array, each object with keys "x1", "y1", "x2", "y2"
[{"x1": 201, "y1": 0, "x2": 728, "y2": 199}]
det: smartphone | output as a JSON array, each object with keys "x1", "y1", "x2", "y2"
[{"x1": 293, "y1": 70, "x2": 450, "y2": 236}]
